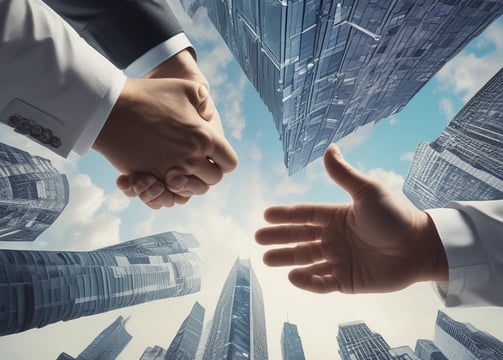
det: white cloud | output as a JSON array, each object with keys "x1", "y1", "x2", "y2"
[
  {"x1": 400, "y1": 152, "x2": 415, "y2": 162},
  {"x1": 366, "y1": 168, "x2": 413, "y2": 205},
  {"x1": 388, "y1": 115, "x2": 399, "y2": 125},
  {"x1": 436, "y1": 21, "x2": 503, "y2": 102},
  {"x1": 274, "y1": 176, "x2": 310, "y2": 197},
  {"x1": 336, "y1": 122, "x2": 375, "y2": 151},
  {"x1": 439, "y1": 97, "x2": 455, "y2": 120},
  {"x1": 218, "y1": 74, "x2": 247, "y2": 139}
]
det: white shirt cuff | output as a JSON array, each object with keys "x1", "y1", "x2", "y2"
[
  {"x1": 123, "y1": 33, "x2": 195, "y2": 78},
  {"x1": 426, "y1": 206, "x2": 491, "y2": 307},
  {"x1": 73, "y1": 71, "x2": 127, "y2": 155}
]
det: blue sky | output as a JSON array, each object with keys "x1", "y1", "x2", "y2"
[{"x1": 0, "y1": 6, "x2": 502, "y2": 360}]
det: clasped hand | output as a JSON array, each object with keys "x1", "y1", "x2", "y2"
[{"x1": 93, "y1": 50, "x2": 238, "y2": 209}]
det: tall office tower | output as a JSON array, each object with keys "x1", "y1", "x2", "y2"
[
  {"x1": 337, "y1": 321, "x2": 395, "y2": 360},
  {"x1": 414, "y1": 339, "x2": 448, "y2": 360},
  {"x1": 0, "y1": 232, "x2": 201, "y2": 336},
  {"x1": 389, "y1": 346, "x2": 420, "y2": 360},
  {"x1": 166, "y1": 301, "x2": 205, "y2": 359},
  {"x1": 281, "y1": 322, "x2": 306, "y2": 360},
  {"x1": 57, "y1": 316, "x2": 132, "y2": 360},
  {"x1": 434, "y1": 310, "x2": 503, "y2": 359},
  {"x1": 202, "y1": 258, "x2": 268, "y2": 360},
  {"x1": 179, "y1": 1, "x2": 503, "y2": 174},
  {"x1": 403, "y1": 68, "x2": 503, "y2": 209},
  {"x1": 0, "y1": 142, "x2": 69, "y2": 241},
  {"x1": 139, "y1": 345, "x2": 167, "y2": 360}
]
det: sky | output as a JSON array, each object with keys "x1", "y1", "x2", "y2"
[{"x1": 0, "y1": 4, "x2": 502, "y2": 360}]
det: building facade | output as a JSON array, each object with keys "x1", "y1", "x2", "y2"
[
  {"x1": 337, "y1": 321, "x2": 395, "y2": 360},
  {"x1": 179, "y1": 0, "x2": 503, "y2": 173},
  {"x1": 0, "y1": 142, "x2": 68, "y2": 241},
  {"x1": 57, "y1": 315, "x2": 132, "y2": 360},
  {"x1": 166, "y1": 301, "x2": 205, "y2": 360},
  {"x1": 0, "y1": 232, "x2": 201, "y2": 336},
  {"x1": 414, "y1": 339, "x2": 448, "y2": 360},
  {"x1": 434, "y1": 311, "x2": 503, "y2": 359},
  {"x1": 281, "y1": 322, "x2": 306, "y2": 360},
  {"x1": 139, "y1": 345, "x2": 167, "y2": 360},
  {"x1": 202, "y1": 258, "x2": 268, "y2": 360},
  {"x1": 404, "y1": 68, "x2": 503, "y2": 209}
]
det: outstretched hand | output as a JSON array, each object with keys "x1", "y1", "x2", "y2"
[{"x1": 255, "y1": 144, "x2": 448, "y2": 294}]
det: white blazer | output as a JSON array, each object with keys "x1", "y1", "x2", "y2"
[{"x1": 0, "y1": 0, "x2": 126, "y2": 157}]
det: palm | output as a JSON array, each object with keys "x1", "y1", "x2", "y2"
[{"x1": 255, "y1": 145, "x2": 442, "y2": 294}]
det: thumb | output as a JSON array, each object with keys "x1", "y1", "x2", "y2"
[
  {"x1": 323, "y1": 144, "x2": 375, "y2": 200},
  {"x1": 196, "y1": 84, "x2": 215, "y2": 121}
]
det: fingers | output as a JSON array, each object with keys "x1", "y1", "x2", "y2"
[
  {"x1": 116, "y1": 173, "x2": 191, "y2": 209},
  {"x1": 289, "y1": 262, "x2": 341, "y2": 293},
  {"x1": 255, "y1": 225, "x2": 322, "y2": 245},
  {"x1": 263, "y1": 204, "x2": 335, "y2": 226},
  {"x1": 197, "y1": 85, "x2": 215, "y2": 121},
  {"x1": 263, "y1": 242, "x2": 324, "y2": 267},
  {"x1": 116, "y1": 174, "x2": 137, "y2": 197},
  {"x1": 324, "y1": 144, "x2": 375, "y2": 200},
  {"x1": 209, "y1": 133, "x2": 238, "y2": 173},
  {"x1": 181, "y1": 159, "x2": 224, "y2": 186},
  {"x1": 164, "y1": 169, "x2": 211, "y2": 195}
]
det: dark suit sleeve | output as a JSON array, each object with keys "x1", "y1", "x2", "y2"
[{"x1": 43, "y1": 0, "x2": 183, "y2": 69}]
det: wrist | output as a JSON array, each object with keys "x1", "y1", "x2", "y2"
[
  {"x1": 93, "y1": 79, "x2": 135, "y2": 155},
  {"x1": 418, "y1": 212, "x2": 449, "y2": 282},
  {"x1": 144, "y1": 49, "x2": 208, "y2": 87}
]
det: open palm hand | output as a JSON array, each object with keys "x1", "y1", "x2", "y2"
[{"x1": 255, "y1": 145, "x2": 448, "y2": 294}]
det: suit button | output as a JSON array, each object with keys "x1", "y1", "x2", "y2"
[
  {"x1": 8, "y1": 115, "x2": 22, "y2": 128},
  {"x1": 17, "y1": 119, "x2": 32, "y2": 134},
  {"x1": 49, "y1": 136, "x2": 62, "y2": 148},
  {"x1": 30, "y1": 124, "x2": 43, "y2": 137},
  {"x1": 38, "y1": 128, "x2": 53, "y2": 143}
]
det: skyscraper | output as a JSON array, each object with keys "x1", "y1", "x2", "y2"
[
  {"x1": 179, "y1": 0, "x2": 503, "y2": 173},
  {"x1": 139, "y1": 345, "x2": 167, "y2": 360},
  {"x1": 414, "y1": 339, "x2": 448, "y2": 360},
  {"x1": 0, "y1": 232, "x2": 201, "y2": 336},
  {"x1": 0, "y1": 141, "x2": 69, "y2": 241},
  {"x1": 281, "y1": 322, "x2": 306, "y2": 360},
  {"x1": 434, "y1": 310, "x2": 503, "y2": 359},
  {"x1": 202, "y1": 258, "x2": 268, "y2": 360},
  {"x1": 403, "y1": 68, "x2": 503, "y2": 209},
  {"x1": 166, "y1": 301, "x2": 205, "y2": 359},
  {"x1": 57, "y1": 315, "x2": 132, "y2": 360},
  {"x1": 337, "y1": 321, "x2": 395, "y2": 360}
]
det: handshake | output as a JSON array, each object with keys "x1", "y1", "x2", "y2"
[{"x1": 93, "y1": 50, "x2": 238, "y2": 209}]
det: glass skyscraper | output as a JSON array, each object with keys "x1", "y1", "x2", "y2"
[
  {"x1": 337, "y1": 321, "x2": 395, "y2": 360},
  {"x1": 403, "y1": 68, "x2": 503, "y2": 209},
  {"x1": 434, "y1": 310, "x2": 503, "y2": 359},
  {"x1": 281, "y1": 322, "x2": 306, "y2": 360},
  {"x1": 166, "y1": 301, "x2": 205, "y2": 359},
  {"x1": 202, "y1": 258, "x2": 268, "y2": 360},
  {"x1": 57, "y1": 315, "x2": 132, "y2": 360},
  {"x1": 179, "y1": 0, "x2": 503, "y2": 173},
  {"x1": 139, "y1": 345, "x2": 167, "y2": 360},
  {"x1": 0, "y1": 142, "x2": 69, "y2": 241},
  {"x1": 0, "y1": 232, "x2": 201, "y2": 336},
  {"x1": 414, "y1": 339, "x2": 448, "y2": 360}
]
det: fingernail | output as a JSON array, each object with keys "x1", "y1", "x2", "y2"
[
  {"x1": 147, "y1": 184, "x2": 165, "y2": 198},
  {"x1": 167, "y1": 175, "x2": 188, "y2": 192}
]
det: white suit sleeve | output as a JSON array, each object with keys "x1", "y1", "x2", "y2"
[
  {"x1": 426, "y1": 200, "x2": 503, "y2": 307},
  {"x1": 0, "y1": 0, "x2": 126, "y2": 157}
]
